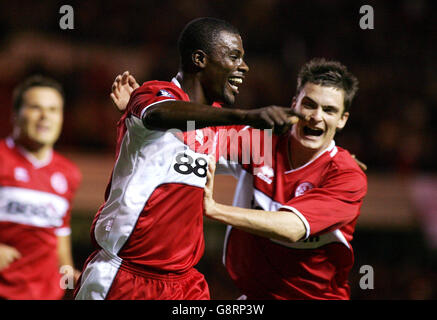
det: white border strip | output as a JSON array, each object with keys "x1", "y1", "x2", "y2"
[
  {"x1": 140, "y1": 99, "x2": 176, "y2": 120},
  {"x1": 75, "y1": 249, "x2": 121, "y2": 300},
  {"x1": 279, "y1": 205, "x2": 311, "y2": 240},
  {"x1": 222, "y1": 225, "x2": 233, "y2": 266},
  {"x1": 55, "y1": 227, "x2": 71, "y2": 237}
]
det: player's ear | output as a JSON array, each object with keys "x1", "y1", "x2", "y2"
[
  {"x1": 192, "y1": 50, "x2": 207, "y2": 69},
  {"x1": 336, "y1": 111, "x2": 349, "y2": 131},
  {"x1": 11, "y1": 110, "x2": 19, "y2": 126},
  {"x1": 290, "y1": 97, "x2": 297, "y2": 110}
]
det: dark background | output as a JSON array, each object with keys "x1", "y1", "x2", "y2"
[{"x1": 1, "y1": 0, "x2": 436, "y2": 299}]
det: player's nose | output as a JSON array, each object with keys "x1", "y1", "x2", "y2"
[
  {"x1": 310, "y1": 107, "x2": 323, "y2": 122},
  {"x1": 238, "y1": 59, "x2": 249, "y2": 74}
]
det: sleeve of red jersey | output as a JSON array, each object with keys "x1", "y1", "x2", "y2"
[
  {"x1": 280, "y1": 169, "x2": 367, "y2": 240},
  {"x1": 55, "y1": 165, "x2": 82, "y2": 237},
  {"x1": 127, "y1": 82, "x2": 184, "y2": 119}
]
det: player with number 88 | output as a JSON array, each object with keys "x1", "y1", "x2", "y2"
[{"x1": 75, "y1": 18, "x2": 300, "y2": 300}]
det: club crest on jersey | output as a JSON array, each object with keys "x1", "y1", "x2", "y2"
[
  {"x1": 295, "y1": 182, "x2": 314, "y2": 197},
  {"x1": 156, "y1": 90, "x2": 174, "y2": 98},
  {"x1": 51, "y1": 172, "x2": 68, "y2": 194},
  {"x1": 14, "y1": 167, "x2": 29, "y2": 182}
]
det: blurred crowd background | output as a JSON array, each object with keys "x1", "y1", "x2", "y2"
[{"x1": 0, "y1": 0, "x2": 436, "y2": 299}]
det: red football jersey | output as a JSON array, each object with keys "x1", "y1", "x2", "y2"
[
  {"x1": 0, "y1": 138, "x2": 81, "y2": 300},
  {"x1": 76, "y1": 78, "x2": 224, "y2": 299},
  {"x1": 221, "y1": 129, "x2": 367, "y2": 300}
]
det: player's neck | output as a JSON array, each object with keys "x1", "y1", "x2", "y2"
[
  {"x1": 176, "y1": 72, "x2": 210, "y2": 105},
  {"x1": 288, "y1": 136, "x2": 326, "y2": 169},
  {"x1": 14, "y1": 137, "x2": 53, "y2": 162}
]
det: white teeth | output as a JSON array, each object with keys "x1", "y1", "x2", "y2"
[{"x1": 229, "y1": 77, "x2": 243, "y2": 85}]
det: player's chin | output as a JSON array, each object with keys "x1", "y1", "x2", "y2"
[
  {"x1": 297, "y1": 136, "x2": 323, "y2": 150},
  {"x1": 223, "y1": 92, "x2": 236, "y2": 105}
]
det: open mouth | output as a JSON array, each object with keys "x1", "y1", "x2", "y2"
[
  {"x1": 228, "y1": 77, "x2": 243, "y2": 93},
  {"x1": 36, "y1": 125, "x2": 51, "y2": 132},
  {"x1": 303, "y1": 126, "x2": 324, "y2": 137}
]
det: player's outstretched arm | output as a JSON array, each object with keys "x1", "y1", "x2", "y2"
[
  {"x1": 0, "y1": 243, "x2": 21, "y2": 271},
  {"x1": 110, "y1": 71, "x2": 140, "y2": 113},
  {"x1": 203, "y1": 157, "x2": 306, "y2": 243},
  {"x1": 109, "y1": 71, "x2": 306, "y2": 132},
  {"x1": 144, "y1": 101, "x2": 305, "y2": 133}
]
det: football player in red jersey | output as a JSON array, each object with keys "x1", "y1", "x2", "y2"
[
  {"x1": 204, "y1": 59, "x2": 367, "y2": 299},
  {"x1": 0, "y1": 75, "x2": 81, "y2": 299},
  {"x1": 75, "y1": 17, "x2": 302, "y2": 300},
  {"x1": 108, "y1": 57, "x2": 366, "y2": 300}
]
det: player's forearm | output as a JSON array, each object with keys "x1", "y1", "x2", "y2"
[
  {"x1": 57, "y1": 235, "x2": 74, "y2": 268},
  {"x1": 205, "y1": 202, "x2": 306, "y2": 243},
  {"x1": 143, "y1": 101, "x2": 247, "y2": 131}
]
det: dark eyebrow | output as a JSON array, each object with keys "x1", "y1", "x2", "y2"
[
  {"x1": 302, "y1": 96, "x2": 340, "y2": 112},
  {"x1": 229, "y1": 48, "x2": 243, "y2": 56},
  {"x1": 323, "y1": 105, "x2": 340, "y2": 112},
  {"x1": 301, "y1": 96, "x2": 317, "y2": 107}
]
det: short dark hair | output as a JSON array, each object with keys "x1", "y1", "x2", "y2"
[
  {"x1": 12, "y1": 75, "x2": 64, "y2": 113},
  {"x1": 296, "y1": 58, "x2": 359, "y2": 113},
  {"x1": 177, "y1": 17, "x2": 240, "y2": 71}
]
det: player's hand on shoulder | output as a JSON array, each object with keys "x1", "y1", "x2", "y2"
[
  {"x1": 351, "y1": 154, "x2": 368, "y2": 171},
  {"x1": 244, "y1": 105, "x2": 306, "y2": 135},
  {"x1": 110, "y1": 71, "x2": 140, "y2": 113},
  {"x1": 0, "y1": 243, "x2": 21, "y2": 271}
]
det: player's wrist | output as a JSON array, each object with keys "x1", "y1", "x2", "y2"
[
  {"x1": 228, "y1": 109, "x2": 248, "y2": 125},
  {"x1": 203, "y1": 198, "x2": 218, "y2": 217}
]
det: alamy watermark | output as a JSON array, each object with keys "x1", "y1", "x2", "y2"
[
  {"x1": 59, "y1": 5, "x2": 74, "y2": 30},
  {"x1": 359, "y1": 264, "x2": 374, "y2": 290},
  {"x1": 359, "y1": 5, "x2": 374, "y2": 30},
  {"x1": 59, "y1": 265, "x2": 75, "y2": 289},
  {"x1": 169, "y1": 121, "x2": 274, "y2": 172}
]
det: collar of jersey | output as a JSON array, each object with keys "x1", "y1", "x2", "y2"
[
  {"x1": 172, "y1": 76, "x2": 181, "y2": 88},
  {"x1": 284, "y1": 140, "x2": 337, "y2": 174},
  {"x1": 6, "y1": 136, "x2": 53, "y2": 169},
  {"x1": 171, "y1": 75, "x2": 222, "y2": 108}
]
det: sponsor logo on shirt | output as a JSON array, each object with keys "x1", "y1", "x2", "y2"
[
  {"x1": 271, "y1": 229, "x2": 350, "y2": 250},
  {"x1": 295, "y1": 182, "x2": 314, "y2": 197},
  {"x1": 5, "y1": 200, "x2": 58, "y2": 220},
  {"x1": 14, "y1": 167, "x2": 29, "y2": 182},
  {"x1": 0, "y1": 187, "x2": 68, "y2": 228}
]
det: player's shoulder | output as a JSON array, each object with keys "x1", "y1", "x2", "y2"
[
  {"x1": 135, "y1": 80, "x2": 184, "y2": 98},
  {"x1": 0, "y1": 137, "x2": 15, "y2": 150},
  {"x1": 0, "y1": 138, "x2": 18, "y2": 161},
  {"x1": 330, "y1": 146, "x2": 367, "y2": 177},
  {"x1": 321, "y1": 146, "x2": 368, "y2": 196},
  {"x1": 0, "y1": 138, "x2": 9, "y2": 152}
]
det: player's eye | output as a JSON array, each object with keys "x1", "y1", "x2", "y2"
[
  {"x1": 303, "y1": 102, "x2": 316, "y2": 109},
  {"x1": 323, "y1": 107, "x2": 338, "y2": 114}
]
